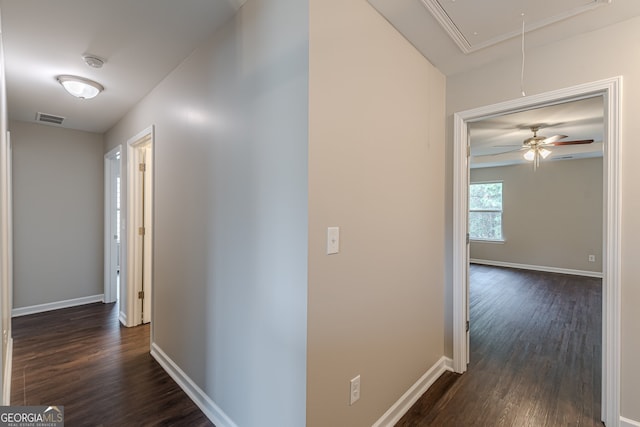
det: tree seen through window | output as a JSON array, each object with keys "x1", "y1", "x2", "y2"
[{"x1": 469, "y1": 182, "x2": 503, "y2": 241}]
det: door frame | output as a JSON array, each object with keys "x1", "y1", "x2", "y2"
[
  {"x1": 104, "y1": 145, "x2": 121, "y2": 304},
  {"x1": 452, "y1": 77, "x2": 621, "y2": 426},
  {"x1": 126, "y1": 125, "x2": 154, "y2": 327},
  {"x1": 1, "y1": 130, "x2": 12, "y2": 405}
]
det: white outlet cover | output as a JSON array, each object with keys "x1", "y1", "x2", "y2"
[
  {"x1": 327, "y1": 227, "x2": 340, "y2": 255},
  {"x1": 350, "y1": 374, "x2": 360, "y2": 405}
]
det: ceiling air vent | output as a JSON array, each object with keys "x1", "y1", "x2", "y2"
[{"x1": 36, "y1": 112, "x2": 65, "y2": 125}]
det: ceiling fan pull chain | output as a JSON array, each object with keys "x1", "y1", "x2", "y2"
[{"x1": 520, "y1": 13, "x2": 526, "y2": 97}]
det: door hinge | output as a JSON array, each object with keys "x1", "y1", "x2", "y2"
[
  {"x1": 466, "y1": 233, "x2": 470, "y2": 244},
  {"x1": 138, "y1": 291, "x2": 144, "y2": 299},
  {"x1": 139, "y1": 163, "x2": 146, "y2": 172},
  {"x1": 466, "y1": 320, "x2": 470, "y2": 332},
  {"x1": 467, "y1": 145, "x2": 470, "y2": 157},
  {"x1": 138, "y1": 226, "x2": 145, "y2": 236}
]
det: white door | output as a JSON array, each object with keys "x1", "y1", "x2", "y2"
[
  {"x1": 137, "y1": 145, "x2": 152, "y2": 324},
  {"x1": 126, "y1": 126, "x2": 154, "y2": 326},
  {"x1": 104, "y1": 146, "x2": 121, "y2": 304}
]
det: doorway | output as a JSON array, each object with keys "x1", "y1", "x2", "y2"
[
  {"x1": 126, "y1": 126, "x2": 154, "y2": 326},
  {"x1": 452, "y1": 78, "x2": 621, "y2": 425},
  {"x1": 104, "y1": 146, "x2": 122, "y2": 305}
]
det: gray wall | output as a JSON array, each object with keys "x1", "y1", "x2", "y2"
[
  {"x1": 470, "y1": 158, "x2": 603, "y2": 273},
  {"x1": 11, "y1": 120, "x2": 104, "y2": 308},
  {"x1": 104, "y1": 0, "x2": 308, "y2": 425},
  {"x1": 105, "y1": 1, "x2": 447, "y2": 425},
  {"x1": 446, "y1": 16, "x2": 640, "y2": 422}
]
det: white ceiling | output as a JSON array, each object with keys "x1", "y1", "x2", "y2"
[
  {"x1": 1, "y1": 0, "x2": 631, "y2": 140},
  {"x1": 0, "y1": 0, "x2": 244, "y2": 133},
  {"x1": 368, "y1": 0, "x2": 640, "y2": 76}
]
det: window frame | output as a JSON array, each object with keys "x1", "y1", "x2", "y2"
[{"x1": 468, "y1": 180, "x2": 505, "y2": 243}]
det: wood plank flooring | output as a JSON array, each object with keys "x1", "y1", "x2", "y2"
[
  {"x1": 11, "y1": 302, "x2": 213, "y2": 427},
  {"x1": 397, "y1": 265, "x2": 603, "y2": 427}
]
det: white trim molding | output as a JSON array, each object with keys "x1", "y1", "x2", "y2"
[
  {"x1": 104, "y1": 145, "x2": 122, "y2": 305},
  {"x1": 11, "y1": 294, "x2": 104, "y2": 317},
  {"x1": 151, "y1": 342, "x2": 238, "y2": 427},
  {"x1": 3, "y1": 336, "x2": 11, "y2": 405},
  {"x1": 125, "y1": 125, "x2": 154, "y2": 328},
  {"x1": 372, "y1": 357, "x2": 454, "y2": 427},
  {"x1": 453, "y1": 77, "x2": 621, "y2": 427},
  {"x1": 420, "y1": 0, "x2": 609, "y2": 54},
  {"x1": 621, "y1": 417, "x2": 640, "y2": 427},
  {"x1": 470, "y1": 259, "x2": 603, "y2": 279},
  {"x1": 118, "y1": 311, "x2": 128, "y2": 327}
]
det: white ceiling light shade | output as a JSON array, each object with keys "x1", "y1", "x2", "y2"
[
  {"x1": 539, "y1": 147, "x2": 551, "y2": 159},
  {"x1": 524, "y1": 146, "x2": 552, "y2": 162},
  {"x1": 524, "y1": 146, "x2": 553, "y2": 171},
  {"x1": 57, "y1": 75, "x2": 104, "y2": 99}
]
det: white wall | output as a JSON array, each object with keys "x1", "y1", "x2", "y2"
[
  {"x1": 470, "y1": 158, "x2": 603, "y2": 273},
  {"x1": 308, "y1": 1, "x2": 446, "y2": 425},
  {"x1": 11, "y1": 120, "x2": 104, "y2": 308},
  {"x1": 104, "y1": 0, "x2": 308, "y2": 425},
  {"x1": 446, "y1": 16, "x2": 640, "y2": 422}
]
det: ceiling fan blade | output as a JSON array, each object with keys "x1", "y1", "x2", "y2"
[
  {"x1": 541, "y1": 134, "x2": 567, "y2": 144},
  {"x1": 547, "y1": 139, "x2": 594, "y2": 146}
]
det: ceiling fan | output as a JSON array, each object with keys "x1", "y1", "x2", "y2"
[{"x1": 491, "y1": 126, "x2": 594, "y2": 170}]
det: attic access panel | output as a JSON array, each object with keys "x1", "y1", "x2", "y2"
[{"x1": 421, "y1": 0, "x2": 610, "y2": 53}]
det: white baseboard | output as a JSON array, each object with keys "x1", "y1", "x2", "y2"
[
  {"x1": 150, "y1": 342, "x2": 238, "y2": 427},
  {"x1": 3, "y1": 336, "x2": 12, "y2": 405},
  {"x1": 621, "y1": 416, "x2": 640, "y2": 427},
  {"x1": 118, "y1": 311, "x2": 128, "y2": 327},
  {"x1": 11, "y1": 294, "x2": 105, "y2": 317},
  {"x1": 470, "y1": 259, "x2": 603, "y2": 278},
  {"x1": 372, "y1": 356, "x2": 454, "y2": 427}
]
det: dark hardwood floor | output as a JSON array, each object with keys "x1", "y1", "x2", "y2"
[
  {"x1": 398, "y1": 264, "x2": 603, "y2": 427},
  {"x1": 11, "y1": 302, "x2": 213, "y2": 427}
]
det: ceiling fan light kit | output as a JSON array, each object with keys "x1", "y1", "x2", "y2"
[
  {"x1": 476, "y1": 124, "x2": 596, "y2": 171},
  {"x1": 519, "y1": 126, "x2": 594, "y2": 170},
  {"x1": 524, "y1": 148, "x2": 551, "y2": 161}
]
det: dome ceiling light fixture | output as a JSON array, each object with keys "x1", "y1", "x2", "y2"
[{"x1": 57, "y1": 75, "x2": 104, "y2": 99}]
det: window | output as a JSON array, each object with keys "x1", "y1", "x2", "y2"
[{"x1": 469, "y1": 181, "x2": 503, "y2": 241}]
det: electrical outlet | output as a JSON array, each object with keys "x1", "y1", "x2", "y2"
[
  {"x1": 588, "y1": 254, "x2": 596, "y2": 262},
  {"x1": 350, "y1": 375, "x2": 361, "y2": 405}
]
